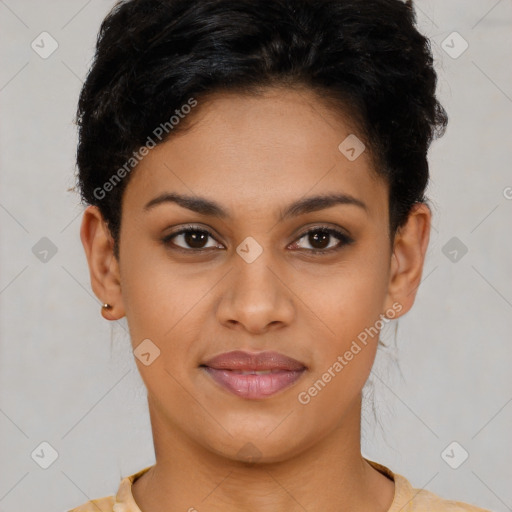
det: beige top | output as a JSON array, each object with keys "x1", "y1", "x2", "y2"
[{"x1": 68, "y1": 458, "x2": 492, "y2": 511}]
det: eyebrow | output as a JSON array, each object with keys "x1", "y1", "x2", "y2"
[{"x1": 143, "y1": 192, "x2": 367, "y2": 220}]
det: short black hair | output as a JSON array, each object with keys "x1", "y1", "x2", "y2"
[{"x1": 76, "y1": 0, "x2": 447, "y2": 257}]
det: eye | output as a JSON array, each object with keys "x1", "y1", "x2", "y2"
[
  {"x1": 289, "y1": 227, "x2": 353, "y2": 255},
  {"x1": 162, "y1": 225, "x2": 223, "y2": 252},
  {"x1": 162, "y1": 225, "x2": 353, "y2": 255}
]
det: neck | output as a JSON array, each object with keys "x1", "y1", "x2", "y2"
[{"x1": 132, "y1": 394, "x2": 394, "y2": 512}]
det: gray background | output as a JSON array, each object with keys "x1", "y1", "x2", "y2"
[{"x1": 1, "y1": 1, "x2": 511, "y2": 511}]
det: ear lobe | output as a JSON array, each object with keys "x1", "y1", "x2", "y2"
[
  {"x1": 80, "y1": 205, "x2": 125, "y2": 320},
  {"x1": 384, "y1": 202, "x2": 431, "y2": 317}
]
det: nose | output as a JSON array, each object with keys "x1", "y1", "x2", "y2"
[{"x1": 216, "y1": 248, "x2": 295, "y2": 334}]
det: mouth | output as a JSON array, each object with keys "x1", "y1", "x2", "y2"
[
  {"x1": 200, "y1": 366, "x2": 307, "y2": 399},
  {"x1": 199, "y1": 350, "x2": 307, "y2": 400}
]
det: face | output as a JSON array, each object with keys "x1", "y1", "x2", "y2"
[{"x1": 82, "y1": 87, "x2": 429, "y2": 463}]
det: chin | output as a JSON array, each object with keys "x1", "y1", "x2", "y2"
[{"x1": 200, "y1": 428, "x2": 310, "y2": 465}]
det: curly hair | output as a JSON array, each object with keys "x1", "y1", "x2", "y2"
[{"x1": 76, "y1": 0, "x2": 447, "y2": 257}]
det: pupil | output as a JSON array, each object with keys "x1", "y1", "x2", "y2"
[
  {"x1": 182, "y1": 230, "x2": 332, "y2": 250},
  {"x1": 310, "y1": 230, "x2": 329, "y2": 249},
  {"x1": 185, "y1": 231, "x2": 207, "y2": 249}
]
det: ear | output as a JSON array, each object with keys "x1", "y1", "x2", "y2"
[
  {"x1": 383, "y1": 202, "x2": 431, "y2": 318},
  {"x1": 80, "y1": 205, "x2": 125, "y2": 320}
]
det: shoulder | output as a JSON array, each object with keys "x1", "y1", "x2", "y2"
[
  {"x1": 67, "y1": 495, "x2": 115, "y2": 512},
  {"x1": 66, "y1": 465, "x2": 153, "y2": 512},
  {"x1": 395, "y1": 474, "x2": 492, "y2": 512},
  {"x1": 365, "y1": 458, "x2": 492, "y2": 512},
  {"x1": 404, "y1": 486, "x2": 492, "y2": 511}
]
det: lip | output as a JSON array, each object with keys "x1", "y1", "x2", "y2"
[
  {"x1": 200, "y1": 350, "x2": 307, "y2": 400},
  {"x1": 201, "y1": 350, "x2": 307, "y2": 371}
]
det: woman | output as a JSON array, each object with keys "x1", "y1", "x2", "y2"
[{"x1": 70, "y1": 0, "x2": 491, "y2": 510}]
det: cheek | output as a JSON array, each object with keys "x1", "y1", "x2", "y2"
[
  {"x1": 119, "y1": 238, "x2": 200, "y2": 338},
  {"x1": 119, "y1": 250, "x2": 205, "y2": 401},
  {"x1": 119, "y1": 223, "x2": 391, "y2": 398},
  {"x1": 298, "y1": 241, "x2": 391, "y2": 389},
  {"x1": 118, "y1": 238, "x2": 224, "y2": 399},
  {"x1": 305, "y1": 244, "x2": 390, "y2": 343}
]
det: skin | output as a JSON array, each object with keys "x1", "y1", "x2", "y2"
[{"x1": 81, "y1": 86, "x2": 430, "y2": 512}]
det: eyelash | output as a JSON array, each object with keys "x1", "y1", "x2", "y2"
[{"x1": 162, "y1": 225, "x2": 354, "y2": 256}]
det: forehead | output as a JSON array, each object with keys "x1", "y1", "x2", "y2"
[{"x1": 122, "y1": 88, "x2": 388, "y2": 221}]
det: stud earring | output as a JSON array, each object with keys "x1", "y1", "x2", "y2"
[{"x1": 102, "y1": 303, "x2": 112, "y2": 310}]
